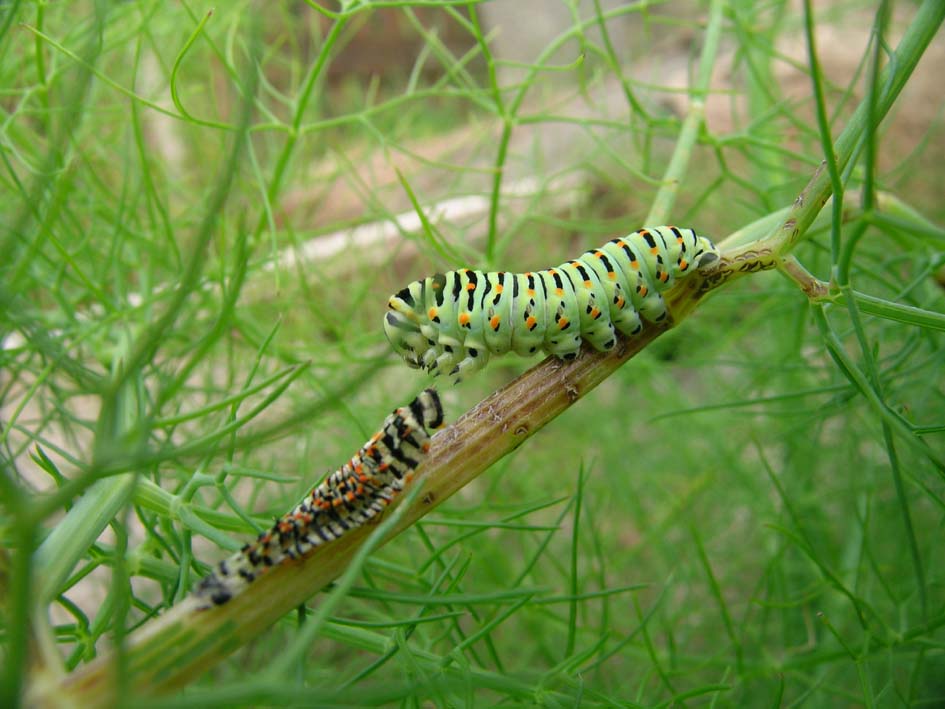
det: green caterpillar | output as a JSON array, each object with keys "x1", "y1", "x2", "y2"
[{"x1": 385, "y1": 226, "x2": 720, "y2": 381}]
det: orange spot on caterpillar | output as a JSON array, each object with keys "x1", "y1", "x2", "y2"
[
  {"x1": 526, "y1": 315, "x2": 538, "y2": 330},
  {"x1": 466, "y1": 282, "x2": 476, "y2": 291},
  {"x1": 490, "y1": 315, "x2": 501, "y2": 330},
  {"x1": 427, "y1": 307, "x2": 437, "y2": 320},
  {"x1": 555, "y1": 288, "x2": 564, "y2": 296},
  {"x1": 495, "y1": 284, "x2": 503, "y2": 293},
  {"x1": 584, "y1": 280, "x2": 593, "y2": 288},
  {"x1": 458, "y1": 313, "x2": 471, "y2": 326},
  {"x1": 558, "y1": 317, "x2": 570, "y2": 330}
]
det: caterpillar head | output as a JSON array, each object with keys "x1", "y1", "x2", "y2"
[
  {"x1": 384, "y1": 309, "x2": 427, "y2": 369},
  {"x1": 692, "y1": 236, "x2": 721, "y2": 270},
  {"x1": 671, "y1": 229, "x2": 721, "y2": 276}
]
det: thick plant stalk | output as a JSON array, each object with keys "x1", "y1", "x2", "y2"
[{"x1": 28, "y1": 1, "x2": 944, "y2": 705}]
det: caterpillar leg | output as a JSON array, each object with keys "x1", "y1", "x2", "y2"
[
  {"x1": 546, "y1": 334, "x2": 583, "y2": 361},
  {"x1": 384, "y1": 311, "x2": 427, "y2": 369},
  {"x1": 611, "y1": 285, "x2": 644, "y2": 337},
  {"x1": 446, "y1": 346, "x2": 490, "y2": 383},
  {"x1": 582, "y1": 318, "x2": 617, "y2": 352},
  {"x1": 427, "y1": 345, "x2": 463, "y2": 377},
  {"x1": 638, "y1": 291, "x2": 669, "y2": 324}
]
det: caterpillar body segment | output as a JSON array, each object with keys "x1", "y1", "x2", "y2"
[
  {"x1": 193, "y1": 389, "x2": 444, "y2": 608},
  {"x1": 385, "y1": 226, "x2": 720, "y2": 381}
]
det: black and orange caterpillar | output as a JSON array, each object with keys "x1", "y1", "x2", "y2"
[{"x1": 193, "y1": 389, "x2": 443, "y2": 608}]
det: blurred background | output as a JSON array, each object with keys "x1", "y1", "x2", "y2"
[{"x1": 2, "y1": 1, "x2": 943, "y2": 705}]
